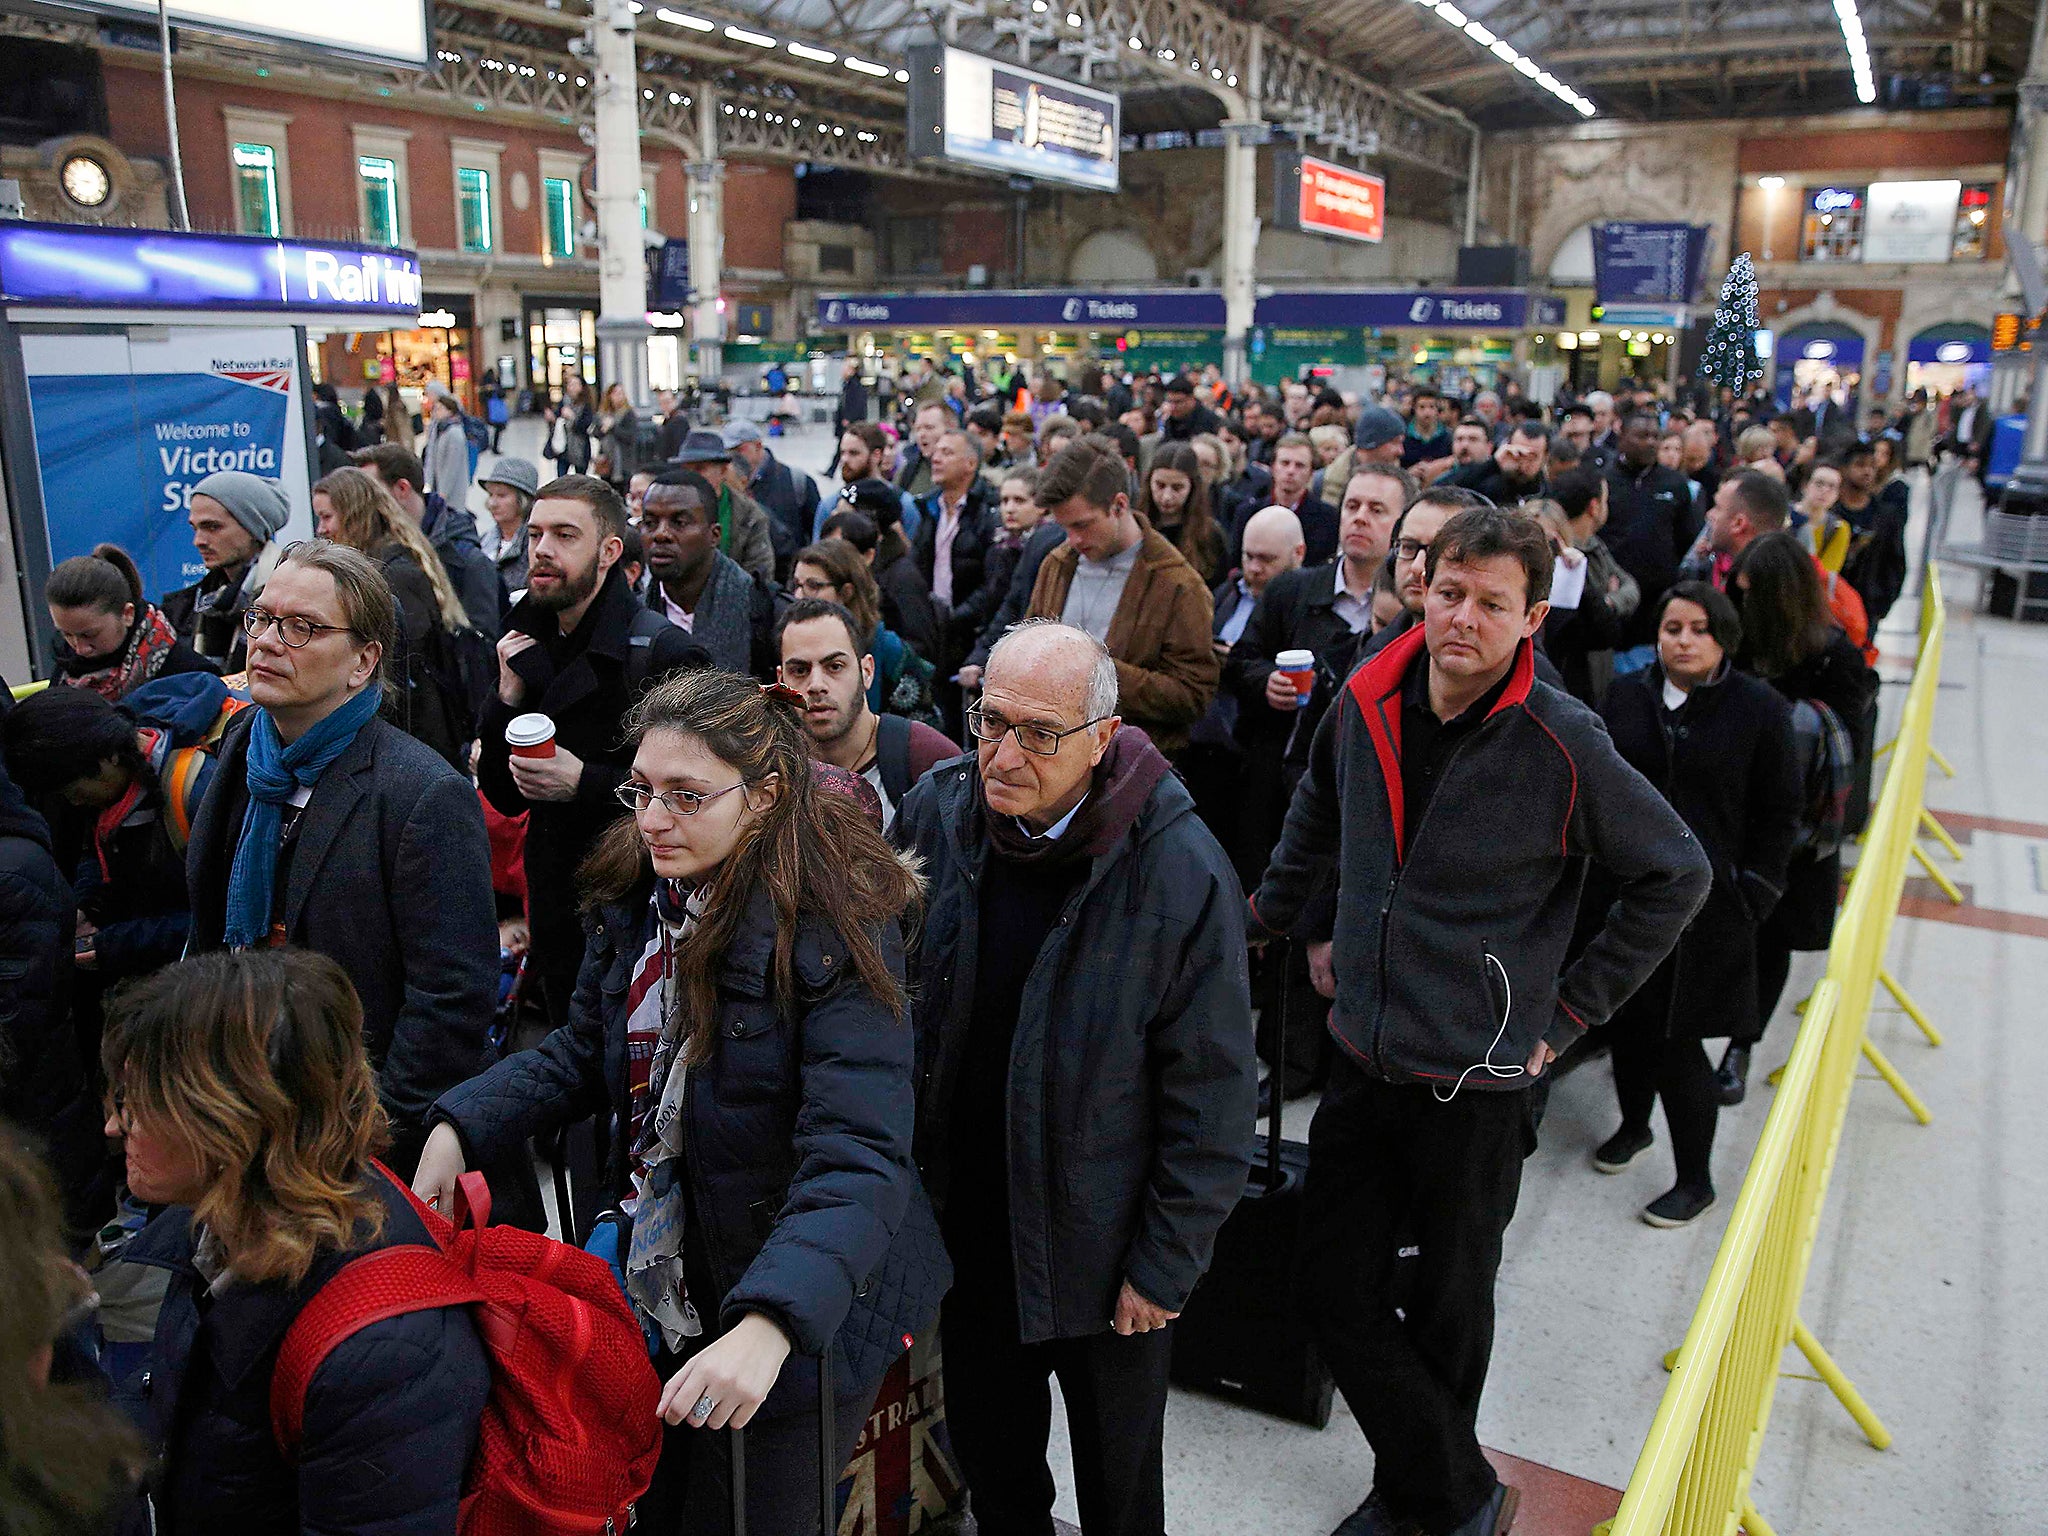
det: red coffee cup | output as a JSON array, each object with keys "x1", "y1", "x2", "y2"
[
  {"x1": 506, "y1": 713, "x2": 557, "y2": 759},
  {"x1": 1276, "y1": 649, "x2": 1315, "y2": 708}
]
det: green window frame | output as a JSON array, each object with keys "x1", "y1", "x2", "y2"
[
  {"x1": 232, "y1": 142, "x2": 279, "y2": 236},
  {"x1": 638, "y1": 185, "x2": 650, "y2": 229},
  {"x1": 457, "y1": 166, "x2": 493, "y2": 253},
  {"x1": 359, "y1": 156, "x2": 399, "y2": 246},
  {"x1": 543, "y1": 176, "x2": 576, "y2": 259}
]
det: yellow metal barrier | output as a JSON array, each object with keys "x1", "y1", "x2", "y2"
[{"x1": 1601, "y1": 571, "x2": 1951, "y2": 1536}]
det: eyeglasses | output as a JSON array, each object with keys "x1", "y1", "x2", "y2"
[
  {"x1": 243, "y1": 606, "x2": 356, "y2": 647},
  {"x1": 615, "y1": 779, "x2": 750, "y2": 817},
  {"x1": 964, "y1": 705, "x2": 1107, "y2": 758},
  {"x1": 1395, "y1": 538, "x2": 1434, "y2": 562},
  {"x1": 791, "y1": 576, "x2": 839, "y2": 599}
]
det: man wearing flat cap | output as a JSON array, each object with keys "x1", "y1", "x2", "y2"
[
  {"x1": 720, "y1": 416, "x2": 818, "y2": 581},
  {"x1": 160, "y1": 469, "x2": 292, "y2": 673},
  {"x1": 671, "y1": 428, "x2": 776, "y2": 584}
]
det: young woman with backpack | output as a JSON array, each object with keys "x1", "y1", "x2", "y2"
[
  {"x1": 1716, "y1": 532, "x2": 1880, "y2": 1105},
  {"x1": 1591, "y1": 584, "x2": 1805, "y2": 1227},
  {"x1": 106, "y1": 948, "x2": 495, "y2": 1536},
  {"x1": 313, "y1": 466, "x2": 477, "y2": 766},
  {"x1": 416, "y1": 669, "x2": 950, "y2": 1533}
]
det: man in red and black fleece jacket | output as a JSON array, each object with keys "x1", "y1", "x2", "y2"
[{"x1": 1247, "y1": 505, "x2": 1709, "y2": 1536}]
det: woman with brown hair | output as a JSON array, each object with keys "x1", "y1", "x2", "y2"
[
  {"x1": 0, "y1": 1127, "x2": 144, "y2": 1535},
  {"x1": 1138, "y1": 441, "x2": 1227, "y2": 586},
  {"x1": 789, "y1": 538, "x2": 932, "y2": 720},
  {"x1": 46, "y1": 543, "x2": 216, "y2": 700},
  {"x1": 418, "y1": 669, "x2": 948, "y2": 1533},
  {"x1": 104, "y1": 948, "x2": 489, "y2": 1535},
  {"x1": 1714, "y1": 531, "x2": 1879, "y2": 1104},
  {"x1": 312, "y1": 465, "x2": 473, "y2": 764},
  {"x1": 595, "y1": 380, "x2": 640, "y2": 488}
]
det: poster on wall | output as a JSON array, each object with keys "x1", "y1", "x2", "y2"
[
  {"x1": 1862, "y1": 180, "x2": 1961, "y2": 264},
  {"x1": 22, "y1": 326, "x2": 314, "y2": 601}
]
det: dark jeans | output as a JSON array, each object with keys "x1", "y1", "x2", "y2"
[
  {"x1": 1610, "y1": 1022, "x2": 1718, "y2": 1191},
  {"x1": 1299, "y1": 1057, "x2": 1533, "y2": 1536},
  {"x1": 942, "y1": 1241, "x2": 1173, "y2": 1536}
]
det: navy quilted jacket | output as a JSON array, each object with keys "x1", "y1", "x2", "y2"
[{"x1": 432, "y1": 884, "x2": 950, "y2": 1391}]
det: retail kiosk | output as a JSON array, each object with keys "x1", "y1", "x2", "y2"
[{"x1": 0, "y1": 220, "x2": 422, "y2": 682}]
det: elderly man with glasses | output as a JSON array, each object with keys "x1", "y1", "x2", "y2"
[{"x1": 892, "y1": 618, "x2": 1256, "y2": 1536}]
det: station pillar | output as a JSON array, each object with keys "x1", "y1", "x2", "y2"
[
  {"x1": 689, "y1": 88, "x2": 725, "y2": 383},
  {"x1": 594, "y1": 0, "x2": 651, "y2": 404},
  {"x1": 1221, "y1": 120, "x2": 1260, "y2": 386}
]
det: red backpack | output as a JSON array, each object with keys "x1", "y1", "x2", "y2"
[{"x1": 271, "y1": 1165, "x2": 664, "y2": 1535}]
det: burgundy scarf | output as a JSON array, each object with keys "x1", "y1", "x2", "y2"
[
  {"x1": 984, "y1": 726, "x2": 1171, "y2": 866},
  {"x1": 59, "y1": 605, "x2": 178, "y2": 701}
]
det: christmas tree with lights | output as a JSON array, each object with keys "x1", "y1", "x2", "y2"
[{"x1": 1700, "y1": 252, "x2": 1763, "y2": 395}]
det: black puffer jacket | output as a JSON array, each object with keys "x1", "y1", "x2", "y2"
[
  {"x1": 1597, "y1": 662, "x2": 1803, "y2": 1039},
  {"x1": 117, "y1": 1167, "x2": 489, "y2": 1536},
  {"x1": 432, "y1": 884, "x2": 950, "y2": 1395},
  {"x1": 893, "y1": 747, "x2": 1257, "y2": 1345}
]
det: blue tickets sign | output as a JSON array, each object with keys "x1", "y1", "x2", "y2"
[
  {"x1": 816, "y1": 290, "x2": 1227, "y2": 329},
  {"x1": 1254, "y1": 290, "x2": 1543, "y2": 330},
  {"x1": 1592, "y1": 222, "x2": 1709, "y2": 305}
]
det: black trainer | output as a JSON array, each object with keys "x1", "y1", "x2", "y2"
[
  {"x1": 1713, "y1": 1043, "x2": 1751, "y2": 1106},
  {"x1": 1642, "y1": 1184, "x2": 1717, "y2": 1228},
  {"x1": 1329, "y1": 1492, "x2": 1419, "y2": 1536},
  {"x1": 1593, "y1": 1125, "x2": 1654, "y2": 1174}
]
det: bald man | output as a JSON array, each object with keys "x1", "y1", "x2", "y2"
[
  {"x1": 895, "y1": 619, "x2": 1255, "y2": 1536},
  {"x1": 1214, "y1": 504, "x2": 1306, "y2": 653}
]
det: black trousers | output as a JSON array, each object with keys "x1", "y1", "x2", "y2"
[
  {"x1": 942, "y1": 1240, "x2": 1173, "y2": 1536},
  {"x1": 1299, "y1": 1057, "x2": 1532, "y2": 1536},
  {"x1": 1609, "y1": 1021, "x2": 1718, "y2": 1192},
  {"x1": 1735, "y1": 934, "x2": 1796, "y2": 1047}
]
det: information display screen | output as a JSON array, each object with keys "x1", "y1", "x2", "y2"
[
  {"x1": 908, "y1": 44, "x2": 1119, "y2": 192},
  {"x1": 69, "y1": 0, "x2": 430, "y2": 68}
]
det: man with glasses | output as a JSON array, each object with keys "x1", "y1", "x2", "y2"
[
  {"x1": 894, "y1": 619, "x2": 1255, "y2": 1536},
  {"x1": 185, "y1": 541, "x2": 499, "y2": 1178},
  {"x1": 477, "y1": 475, "x2": 706, "y2": 1029}
]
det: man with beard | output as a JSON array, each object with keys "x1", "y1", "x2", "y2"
[
  {"x1": 476, "y1": 474, "x2": 705, "y2": 1026},
  {"x1": 776, "y1": 598, "x2": 958, "y2": 833},
  {"x1": 159, "y1": 470, "x2": 291, "y2": 671},
  {"x1": 817, "y1": 422, "x2": 920, "y2": 542},
  {"x1": 639, "y1": 467, "x2": 782, "y2": 680}
]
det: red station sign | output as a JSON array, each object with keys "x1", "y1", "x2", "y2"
[{"x1": 1296, "y1": 155, "x2": 1386, "y2": 244}]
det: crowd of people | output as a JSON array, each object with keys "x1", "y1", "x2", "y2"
[{"x1": 2, "y1": 348, "x2": 1932, "y2": 1536}]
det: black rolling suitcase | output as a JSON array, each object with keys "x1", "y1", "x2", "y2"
[
  {"x1": 1168, "y1": 943, "x2": 1336, "y2": 1428},
  {"x1": 731, "y1": 1350, "x2": 840, "y2": 1536}
]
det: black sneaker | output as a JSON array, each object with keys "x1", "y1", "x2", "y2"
[
  {"x1": 1329, "y1": 1492, "x2": 1419, "y2": 1536},
  {"x1": 1593, "y1": 1125, "x2": 1654, "y2": 1174},
  {"x1": 1713, "y1": 1043, "x2": 1751, "y2": 1106},
  {"x1": 1642, "y1": 1184, "x2": 1717, "y2": 1228}
]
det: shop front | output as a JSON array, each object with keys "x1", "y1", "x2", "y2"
[
  {"x1": 312, "y1": 295, "x2": 476, "y2": 413},
  {"x1": 524, "y1": 297, "x2": 598, "y2": 401},
  {"x1": 1774, "y1": 321, "x2": 1866, "y2": 410},
  {"x1": 812, "y1": 290, "x2": 1229, "y2": 380},
  {"x1": 1904, "y1": 322, "x2": 1991, "y2": 400},
  {"x1": 1251, "y1": 289, "x2": 1567, "y2": 393}
]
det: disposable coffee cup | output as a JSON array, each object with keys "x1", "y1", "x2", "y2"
[
  {"x1": 1276, "y1": 649, "x2": 1315, "y2": 708},
  {"x1": 505, "y1": 713, "x2": 557, "y2": 759}
]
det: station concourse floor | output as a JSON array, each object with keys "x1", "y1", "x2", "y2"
[{"x1": 485, "y1": 420, "x2": 2048, "y2": 1535}]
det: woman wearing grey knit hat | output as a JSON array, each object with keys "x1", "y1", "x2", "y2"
[{"x1": 159, "y1": 470, "x2": 292, "y2": 673}]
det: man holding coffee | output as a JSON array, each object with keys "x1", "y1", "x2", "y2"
[{"x1": 476, "y1": 475, "x2": 706, "y2": 1026}]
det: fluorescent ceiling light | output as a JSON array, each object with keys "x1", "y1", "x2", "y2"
[
  {"x1": 724, "y1": 24, "x2": 776, "y2": 46},
  {"x1": 656, "y1": 9, "x2": 713, "y2": 29},
  {"x1": 844, "y1": 55, "x2": 890, "y2": 74},
  {"x1": 788, "y1": 41, "x2": 836, "y2": 61}
]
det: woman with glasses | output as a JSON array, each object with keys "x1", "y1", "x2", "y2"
[
  {"x1": 416, "y1": 669, "x2": 948, "y2": 1533},
  {"x1": 100, "y1": 948, "x2": 490, "y2": 1536},
  {"x1": 788, "y1": 539, "x2": 936, "y2": 723}
]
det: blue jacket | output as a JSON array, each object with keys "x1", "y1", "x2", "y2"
[
  {"x1": 118, "y1": 1167, "x2": 489, "y2": 1536},
  {"x1": 433, "y1": 884, "x2": 950, "y2": 1396}
]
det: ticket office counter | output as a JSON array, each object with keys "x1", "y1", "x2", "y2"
[{"x1": 0, "y1": 221, "x2": 424, "y2": 681}]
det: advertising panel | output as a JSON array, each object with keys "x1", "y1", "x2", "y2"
[
  {"x1": 21, "y1": 327, "x2": 315, "y2": 601},
  {"x1": 907, "y1": 44, "x2": 1119, "y2": 192},
  {"x1": 77, "y1": 0, "x2": 430, "y2": 68},
  {"x1": 1862, "y1": 181, "x2": 1962, "y2": 264},
  {"x1": 0, "y1": 222, "x2": 423, "y2": 319},
  {"x1": 1288, "y1": 155, "x2": 1385, "y2": 244}
]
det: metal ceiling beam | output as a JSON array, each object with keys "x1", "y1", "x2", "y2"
[{"x1": 1413, "y1": 30, "x2": 1962, "y2": 94}]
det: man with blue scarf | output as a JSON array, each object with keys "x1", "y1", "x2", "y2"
[{"x1": 186, "y1": 542, "x2": 499, "y2": 1177}]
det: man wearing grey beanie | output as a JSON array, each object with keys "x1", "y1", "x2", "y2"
[{"x1": 160, "y1": 470, "x2": 292, "y2": 673}]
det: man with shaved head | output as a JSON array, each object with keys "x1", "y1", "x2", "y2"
[
  {"x1": 895, "y1": 618, "x2": 1255, "y2": 1536},
  {"x1": 1215, "y1": 504, "x2": 1306, "y2": 651}
]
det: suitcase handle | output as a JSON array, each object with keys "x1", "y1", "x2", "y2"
[
  {"x1": 729, "y1": 1347, "x2": 836, "y2": 1536},
  {"x1": 1265, "y1": 940, "x2": 1290, "y2": 1186}
]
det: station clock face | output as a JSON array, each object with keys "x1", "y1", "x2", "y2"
[{"x1": 62, "y1": 154, "x2": 111, "y2": 209}]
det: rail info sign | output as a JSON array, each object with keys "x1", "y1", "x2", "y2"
[
  {"x1": 1277, "y1": 154, "x2": 1386, "y2": 244},
  {"x1": 907, "y1": 44, "x2": 1119, "y2": 192}
]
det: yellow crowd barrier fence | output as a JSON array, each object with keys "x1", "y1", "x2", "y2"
[{"x1": 1601, "y1": 570, "x2": 1955, "y2": 1536}]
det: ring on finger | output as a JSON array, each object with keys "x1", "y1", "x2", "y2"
[{"x1": 693, "y1": 1393, "x2": 716, "y2": 1420}]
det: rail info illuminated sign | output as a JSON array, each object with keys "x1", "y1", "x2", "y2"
[
  {"x1": 907, "y1": 44, "x2": 1119, "y2": 192},
  {"x1": 0, "y1": 223, "x2": 424, "y2": 318}
]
